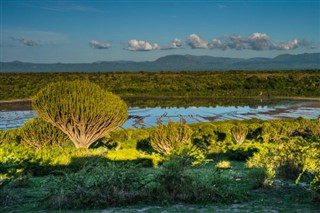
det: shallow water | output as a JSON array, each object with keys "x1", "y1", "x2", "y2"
[{"x1": 0, "y1": 99, "x2": 319, "y2": 130}]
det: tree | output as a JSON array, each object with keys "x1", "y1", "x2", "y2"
[
  {"x1": 32, "y1": 80, "x2": 128, "y2": 148},
  {"x1": 231, "y1": 124, "x2": 248, "y2": 145},
  {"x1": 150, "y1": 121, "x2": 193, "y2": 155}
]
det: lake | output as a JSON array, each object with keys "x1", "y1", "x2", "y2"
[{"x1": 0, "y1": 98, "x2": 319, "y2": 130}]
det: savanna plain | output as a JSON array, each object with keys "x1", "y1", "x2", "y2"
[{"x1": 1, "y1": 70, "x2": 320, "y2": 212}]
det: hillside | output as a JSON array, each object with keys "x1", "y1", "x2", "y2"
[{"x1": 1, "y1": 53, "x2": 319, "y2": 72}]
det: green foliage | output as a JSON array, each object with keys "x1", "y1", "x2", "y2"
[
  {"x1": 0, "y1": 129, "x2": 21, "y2": 145},
  {"x1": 216, "y1": 160, "x2": 232, "y2": 169},
  {"x1": 106, "y1": 149, "x2": 162, "y2": 168},
  {"x1": 245, "y1": 167, "x2": 269, "y2": 189},
  {"x1": 104, "y1": 128, "x2": 150, "y2": 150},
  {"x1": 44, "y1": 160, "x2": 144, "y2": 209},
  {"x1": 0, "y1": 142, "x2": 35, "y2": 176},
  {"x1": 150, "y1": 121, "x2": 193, "y2": 155},
  {"x1": 20, "y1": 117, "x2": 69, "y2": 150},
  {"x1": 1, "y1": 71, "x2": 320, "y2": 101},
  {"x1": 192, "y1": 123, "x2": 219, "y2": 152},
  {"x1": 225, "y1": 143, "x2": 260, "y2": 161},
  {"x1": 152, "y1": 154, "x2": 247, "y2": 203},
  {"x1": 32, "y1": 80, "x2": 128, "y2": 149},
  {"x1": 246, "y1": 136, "x2": 320, "y2": 190},
  {"x1": 153, "y1": 154, "x2": 193, "y2": 200}
]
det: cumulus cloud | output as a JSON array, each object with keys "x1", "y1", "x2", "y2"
[
  {"x1": 161, "y1": 38, "x2": 183, "y2": 50},
  {"x1": 188, "y1": 32, "x2": 313, "y2": 51},
  {"x1": 127, "y1": 40, "x2": 160, "y2": 51},
  {"x1": 186, "y1": 34, "x2": 208, "y2": 49},
  {"x1": 208, "y1": 38, "x2": 227, "y2": 50},
  {"x1": 270, "y1": 39, "x2": 312, "y2": 50},
  {"x1": 222, "y1": 33, "x2": 271, "y2": 50},
  {"x1": 89, "y1": 40, "x2": 111, "y2": 49},
  {"x1": 170, "y1": 38, "x2": 183, "y2": 48}
]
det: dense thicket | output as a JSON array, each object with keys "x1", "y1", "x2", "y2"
[{"x1": 0, "y1": 70, "x2": 319, "y2": 100}]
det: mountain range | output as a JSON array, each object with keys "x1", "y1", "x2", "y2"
[{"x1": 1, "y1": 53, "x2": 319, "y2": 72}]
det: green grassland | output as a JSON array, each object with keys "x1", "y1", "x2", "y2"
[{"x1": 1, "y1": 70, "x2": 320, "y2": 101}]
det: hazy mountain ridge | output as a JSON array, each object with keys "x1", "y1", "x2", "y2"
[{"x1": 1, "y1": 53, "x2": 319, "y2": 72}]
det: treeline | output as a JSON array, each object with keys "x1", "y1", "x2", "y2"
[{"x1": 0, "y1": 70, "x2": 320, "y2": 101}]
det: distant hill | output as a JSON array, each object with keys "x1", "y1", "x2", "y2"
[{"x1": 1, "y1": 53, "x2": 319, "y2": 72}]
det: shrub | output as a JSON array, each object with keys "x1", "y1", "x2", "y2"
[
  {"x1": 150, "y1": 122, "x2": 193, "y2": 155},
  {"x1": 20, "y1": 117, "x2": 69, "y2": 150},
  {"x1": 32, "y1": 80, "x2": 128, "y2": 148},
  {"x1": 225, "y1": 143, "x2": 259, "y2": 161},
  {"x1": 153, "y1": 154, "x2": 248, "y2": 203},
  {"x1": 153, "y1": 153, "x2": 193, "y2": 200},
  {"x1": 191, "y1": 123, "x2": 218, "y2": 151},
  {"x1": 0, "y1": 141, "x2": 34, "y2": 175},
  {"x1": 105, "y1": 128, "x2": 150, "y2": 150},
  {"x1": 245, "y1": 167, "x2": 269, "y2": 189},
  {"x1": 44, "y1": 161, "x2": 145, "y2": 209},
  {"x1": 216, "y1": 160, "x2": 231, "y2": 169},
  {"x1": 246, "y1": 136, "x2": 319, "y2": 186},
  {"x1": 0, "y1": 129, "x2": 21, "y2": 145}
]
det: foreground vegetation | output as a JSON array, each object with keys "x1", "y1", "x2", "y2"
[
  {"x1": 1, "y1": 117, "x2": 319, "y2": 211},
  {"x1": 1, "y1": 70, "x2": 320, "y2": 101}
]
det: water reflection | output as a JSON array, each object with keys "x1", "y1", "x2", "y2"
[{"x1": 1, "y1": 98, "x2": 319, "y2": 130}]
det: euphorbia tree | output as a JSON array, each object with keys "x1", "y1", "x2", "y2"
[
  {"x1": 150, "y1": 121, "x2": 193, "y2": 155},
  {"x1": 32, "y1": 80, "x2": 128, "y2": 148}
]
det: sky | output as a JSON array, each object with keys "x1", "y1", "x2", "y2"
[{"x1": 1, "y1": 0, "x2": 319, "y2": 63}]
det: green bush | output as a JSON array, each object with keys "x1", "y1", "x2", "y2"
[
  {"x1": 44, "y1": 161, "x2": 145, "y2": 209},
  {"x1": 225, "y1": 143, "x2": 259, "y2": 161},
  {"x1": 32, "y1": 80, "x2": 128, "y2": 149},
  {"x1": 150, "y1": 122, "x2": 193, "y2": 155},
  {"x1": 153, "y1": 153, "x2": 193, "y2": 200},
  {"x1": 0, "y1": 129, "x2": 21, "y2": 145},
  {"x1": 152, "y1": 154, "x2": 248, "y2": 203},
  {"x1": 20, "y1": 117, "x2": 69, "y2": 150},
  {"x1": 245, "y1": 167, "x2": 269, "y2": 189},
  {"x1": 0, "y1": 142, "x2": 35, "y2": 176},
  {"x1": 246, "y1": 136, "x2": 320, "y2": 188},
  {"x1": 191, "y1": 123, "x2": 219, "y2": 152},
  {"x1": 105, "y1": 128, "x2": 150, "y2": 150}
]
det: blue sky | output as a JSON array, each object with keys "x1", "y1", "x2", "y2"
[{"x1": 1, "y1": 0, "x2": 319, "y2": 63}]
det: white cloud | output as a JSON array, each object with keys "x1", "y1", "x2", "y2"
[
  {"x1": 205, "y1": 33, "x2": 312, "y2": 51},
  {"x1": 224, "y1": 33, "x2": 271, "y2": 50},
  {"x1": 186, "y1": 34, "x2": 208, "y2": 49},
  {"x1": 161, "y1": 38, "x2": 183, "y2": 50},
  {"x1": 208, "y1": 38, "x2": 227, "y2": 50},
  {"x1": 127, "y1": 40, "x2": 160, "y2": 51},
  {"x1": 271, "y1": 39, "x2": 300, "y2": 50},
  {"x1": 89, "y1": 40, "x2": 111, "y2": 49},
  {"x1": 171, "y1": 38, "x2": 183, "y2": 48}
]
